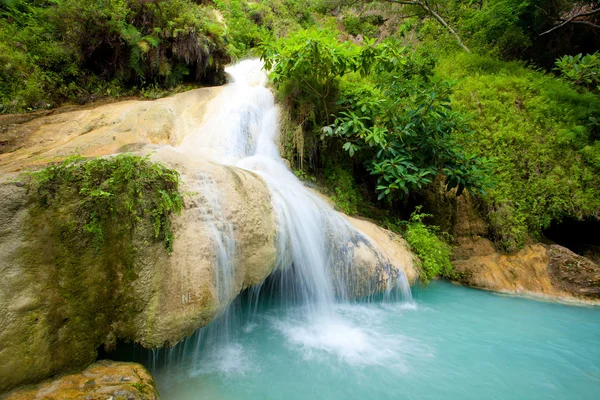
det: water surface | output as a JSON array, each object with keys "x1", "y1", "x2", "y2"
[{"x1": 133, "y1": 281, "x2": 600, "y2": 400}]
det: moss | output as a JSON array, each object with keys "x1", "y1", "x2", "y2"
[
  {"x1": 31, "y1": 154, "x2": 182, "y2": 252},
  {"x1": 9, "y1": 155, "x2": 182, "y2": 387},
  {"x1": 323, "y1": 161, "x2": 363, "y2": 216},
  {"x1": 131, "y1": 382, "x2": 146, "y2": 393}
]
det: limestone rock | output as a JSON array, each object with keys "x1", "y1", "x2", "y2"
[
  {"x1": 0, "y1": 87, "x2": 222, "y2": 174},
  {"x1": 134, "y1": 147, "x2": 278, "y2": 347},
  {"x1": 308, "y1": 188, "x2": 417, "y2": 287},
  {"x1": 346, "y1": 216, "x2": 418, "y2": 286},
  {"x1": 546, "y1": 244, "x2": 600, "y2": 298},
  {"x1": 0, "y1": 148, "x2": 278, "y2": 392},
  {"x1": 2, "y1": 360, "x2": 158, "y2": 400},
  {"x1": 453, "y1": 236, "x2": 600, "y2": 303}
]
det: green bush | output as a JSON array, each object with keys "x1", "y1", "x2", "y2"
[
  {"x1": 342, "y1": 14, "x2": 381, "y2": 38},
  {"x1": 403, "y1": 207, "x2": 453, "y2": 284},
  {"x1": 326, "y1": 42, "x2": 491, "y2": 202},
  {"x1": 436, "y1": 52, "x2": 600, "y2": 251},
  {"x1": 555, "y1": 52, "x2": 600, "y2": 92},
  {"x1": 215, "y1": 0, "x2": 315, "y2": 58}
]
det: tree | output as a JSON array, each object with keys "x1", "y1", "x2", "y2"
[{"x1": 325, "y1": 41, "x2": 489, "y2": 201}]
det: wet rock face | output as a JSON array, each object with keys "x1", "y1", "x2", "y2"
[
  {"x1": 136, "y1": 148, "x2": 278, "y2": 348},
  {"x1": 452, "y1": 239, "x2": 557, "y2": 297},
  {"x1": 346, "y1": 216, "x2": 418, "y2": 287},
  {"x1": 2, "y1": 360, "x2": 159, "y2": 400},
  {"x1": 0, "y1": 86, "x2": 222, "y2": 174}
]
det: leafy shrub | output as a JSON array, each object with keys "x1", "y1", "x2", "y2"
[
  {"x1": 262, "y1": 28, "x2": 360, "y2": 124},
  {"x1": 403, "y1": 207, "x2": 453, "y2": 284},
  {"x1": 325, "y1": 42, "x2": 491, "y2": 202},
  {"x1": 342, "y1": 14, "x2": 380, "y2": 38},
  {"x1": 555, "y1": 52, "x2": 600, "y2": 92},
  {"x1": 56, "y1": 0, "x2": 230, "y2": 85},
  {"x1": 32, "y1": 154, "x2": 183, "y2": 252},
  {"x1": 215, "y1": 0, "x2": 315, "y2": 58},
  {"x1": 460, "y1": 0, "x2": 535, "y2": 57},
  {"x1": 393, "y1": 0, "x2": 597, "y2": 64}
]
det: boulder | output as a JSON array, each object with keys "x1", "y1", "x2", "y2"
[
  {"x1": 546, "y1": 244, "x2": 600, "y2": 299},
  {"x1": 0, "y1": 148, "x2": 278, "y2": 392},
  {"x1": 453, "y1": 236, "x2": 600, "y2": 303},
  {"x1": 2, "y1": 360, "x2": 158, "y2": 400},
  {"x1": 346, "y1": 216, "x2": 418, "y2": 286},
  {"x1": 135, "y1": 147, "x2": 278, "y2": 347}
]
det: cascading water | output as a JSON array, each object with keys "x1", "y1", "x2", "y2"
[{"x1": 180, "y1": 59, "x2": 412, "y2": 317}]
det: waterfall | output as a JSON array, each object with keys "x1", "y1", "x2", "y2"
[
  {"x1": 181, "y1": 59, "x2": 411, "y2": 314},
  {"x1": 163, "y1": 59, "x2": 413, "y2": 372}
]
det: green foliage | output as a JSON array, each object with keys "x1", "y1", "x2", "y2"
[
  {"x1": 342, "y1": 13, "x2": 383, "y2": 38},
  {"x1": 383, "y1": 0, "x2": 598, "y2": 64},
  {"x1": 327, "y1": 42, "x2": 490, "y2": 202},
  {"x1": 0, "y1": 0, "x2": 229, "y2": 112},
  {"x1": 293, "y1": 168, "x2": 317, "y2": 183},
  {"x1": 555, "y1": 52, "x2": 600, "y2": 92},
  {"x1": 437, "y1": 52, "x2": 600, "y2": 251},
  {"x1": 32, "y1": 154, "x2": 183, "y2": 252},
  {"x1": 458, "y1": 0, "x2": 537, "y2": 57},
  {"x1": 265, "y1": 30, "x2": 490, "y2": 204},
  {"x1": 323, "y1": 162, "x2": 363, "y2": 215},
  {"x1": 215, "y1": 0, "x2": 314, "y2": 58},
  {"x1": 262, "y1": 28, "x2": 363, "y2": 124},
  {"x1": 131, "y1": 382, "x2": 147, "y2": 393},
  {"x1": 403, "y1": 206, "x2": 453, "y2": 284},
  {"x1": 214, "y1": 0, "x2": 268, "y2": 58},
  {"x1": 59, "y1": 0, "x2": 229, "y2": 83}
]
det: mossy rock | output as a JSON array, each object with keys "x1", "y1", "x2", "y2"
[{"x1": 0, "y1": 155, "x2": 181, "y2": 393}]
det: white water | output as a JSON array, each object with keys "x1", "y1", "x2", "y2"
[{"x1": 175, "y1": 59, "x2": 412, "y2": 364}]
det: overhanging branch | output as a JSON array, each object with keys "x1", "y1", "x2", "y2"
[{"x1": 539, "y1": 7, "x2": 600, "y2": 36}]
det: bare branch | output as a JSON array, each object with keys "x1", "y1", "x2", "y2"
[
  {"x1": 539, "y1": 8, "x2": 600, "y2": 36},
  {"x1": 571, "y1": 20, "x2": 600, "y2": 29}
]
